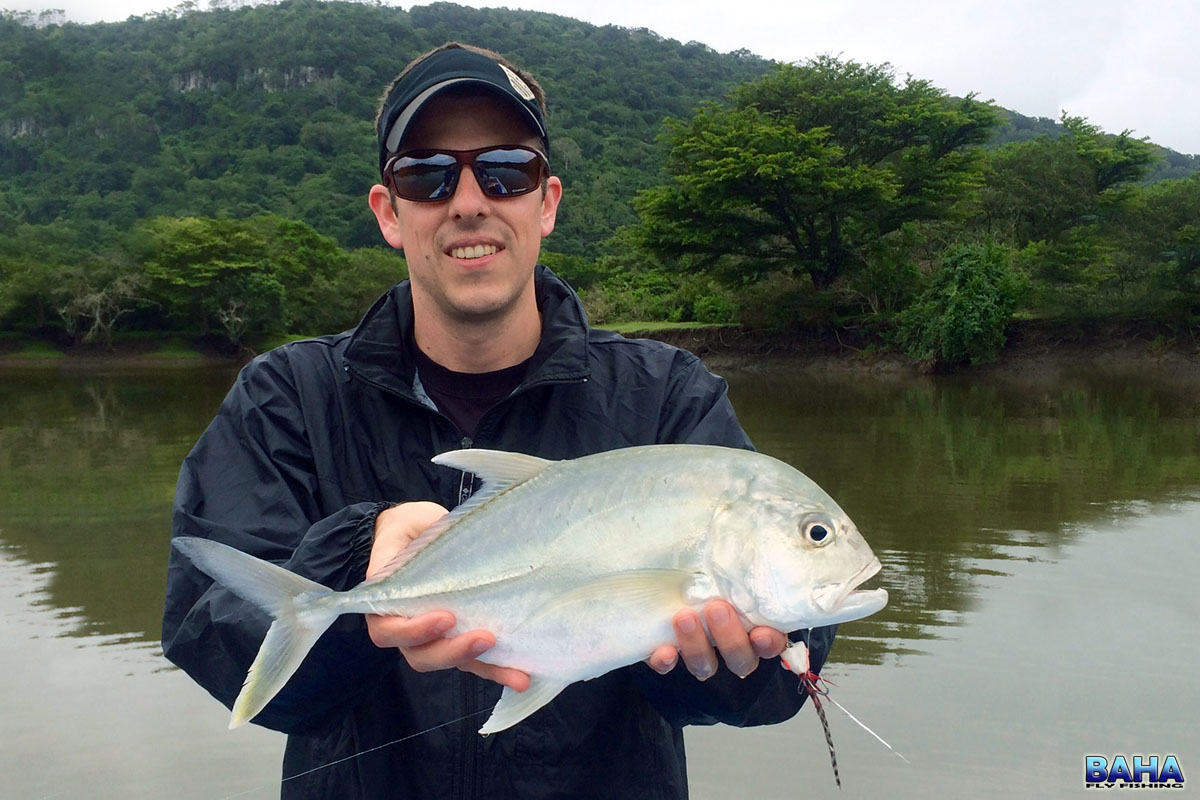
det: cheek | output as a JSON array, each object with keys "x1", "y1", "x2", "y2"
[{"x1": 751, "y1": 544, "x2": 820, "y2": 624}]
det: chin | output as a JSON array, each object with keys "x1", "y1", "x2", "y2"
[{"x1": 446, "y1": 291, "x2": 522, "y2": 323}]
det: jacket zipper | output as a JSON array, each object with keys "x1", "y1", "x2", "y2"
[
  {"x1": 347, "y1": 365, "x2": 482, "y2": 797},
  {"x1": 456, "y1": 435, "x2": 474, "y2": 506},
  {"x1": 345, "y1": 362, "x2": 587, "y2": 798}
]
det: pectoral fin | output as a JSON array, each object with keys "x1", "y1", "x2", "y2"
[{"x1": 478, "y1": 678, "x2": 570, "y2": 735}]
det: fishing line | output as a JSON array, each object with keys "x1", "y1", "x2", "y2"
[
  {"x1": 217, "y1": 705, "x2": 496, "y2": 800},
  {"x1": 823, "y1": 694, "x2": 910, "y2": 765}
]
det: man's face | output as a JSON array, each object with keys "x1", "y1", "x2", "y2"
[{"x1": 369, "y1": 91, "x2": 562, "y2": 329}]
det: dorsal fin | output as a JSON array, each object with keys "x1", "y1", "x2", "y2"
[
  {"x1": 430, "y1": 449, "x2": 556, "y2": 533},
  {"x1": 431, "y1": 449, "x2": 556, "y2": 487},
  {"x1": 367, "y1": 450, "x2": 557, "y2": 582}
]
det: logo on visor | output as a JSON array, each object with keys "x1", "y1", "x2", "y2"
[{"x1": 500, "y1": 64, "x2": 535, "y2": 102}]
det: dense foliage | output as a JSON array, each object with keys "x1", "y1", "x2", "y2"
[
  {"x1": 634, "y1": 57, "x2": 999, "y2": 289},
  {"x1": 0, "y1": 0, "x2": 772, "y2": 255},
  {"x1": 2, "y1": 1, "x2": 1197, "y2": 365},
  {"x1": 895, "y1": 241, "x2": 1027, "y2": 368}
]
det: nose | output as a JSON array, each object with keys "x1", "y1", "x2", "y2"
[{"x1": 447, "y1": 164, "x2": 488, "y2": 219}]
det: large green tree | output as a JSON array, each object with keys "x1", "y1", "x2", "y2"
[
  {"x1": 1107, "y1": 173, "x2": 1200, "y2": 311},
  {"x1": 132, "y1": 214, "x2": 351, "y2": 346},
  {"x1": 973, "y1": 114, "x2": 1159, "y2": 310},
  {"x1": 633, "y1": 56, "x2": 1000, "y2": 289},
  {"x1": 976, "y1": 114, "x2": 1158, "y2": 247}
]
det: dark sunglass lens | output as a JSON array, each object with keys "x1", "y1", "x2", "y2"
[
  {"x1": 392, "y1": 154, "x2": 457, "y2": 201},
  {"x1": 474, "y1": 149, "x2": 542, "y2": 197}
]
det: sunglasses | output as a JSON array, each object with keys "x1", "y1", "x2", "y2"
[{"x1": 383, "y1": 145, "x2": 549, "y2": 202}]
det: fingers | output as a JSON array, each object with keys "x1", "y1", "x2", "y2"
[
  {"x1": 399, "y1": 628, "x2": 531, "y2": 692},
  {"x1": 646, "y1": 643, "x2": 679, "y2": 675},
  {"x1": 365, "y1": 504, "x2": 533, "y2": 691},
  {"x1": 665, "y1": 601, "x2": 789, "y2": 681},
  {"x1": 366, "y1": 609, "x2": 455, "y2": 649},
  {"x1": 366, "y1": 610, "x2": 492, "y2": 669},
  {"x1": 459, "y1": 660, "x2": 532, "y2": 693},
  {"x1": 367, "y1": 612, "x2": 532, "y2": 693},
  {"x1": 673, "y1": 608, "x2": 718, "y2": 680},
  {"x1": 400, "y1": 628, "x2": 496, "y2": 672},
  {"x1": 748, "y1": 625, "x2": 787, "y2": 660},
  {"x1": 705, "y1": 600, "x2": 758, "y2": 678}
]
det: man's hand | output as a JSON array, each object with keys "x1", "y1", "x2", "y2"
[
  {"x1": 366, "y1": 502, "x2": 530, "y2": 693},
  {"x1": 646, "y1": 600, "x2": 787, "y2": 680}
]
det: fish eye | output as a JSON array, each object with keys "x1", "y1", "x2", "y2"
[{"x1": 800, "y1": 513, "x2": 836, "y2": 547}]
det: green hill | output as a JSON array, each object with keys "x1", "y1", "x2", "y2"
[{"x1": 0, "y1": 0, "x2": 773, "y2": 256}]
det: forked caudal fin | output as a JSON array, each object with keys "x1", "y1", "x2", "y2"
[{"x1": 172, "y1": 536, "x2": 340, "y2": 728}]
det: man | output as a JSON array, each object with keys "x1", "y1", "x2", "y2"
[{"x1": 163, "y1": 42, "x2": 834, "y2": 798}]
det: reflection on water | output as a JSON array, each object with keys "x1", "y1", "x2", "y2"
[
  {"x1": 688, "y1": 499, "x2": 1200, "y2": 799},
  {"x1": 0, "y1": 367, "x2": 238, "y2": 643},
  {"x1": 1, "y1": 363, "x2": 1198, "y2": 798}
]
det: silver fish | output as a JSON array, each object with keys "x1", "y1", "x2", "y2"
[{"x1": 173, "y1": 444, "x2": 888, "y2": 734}]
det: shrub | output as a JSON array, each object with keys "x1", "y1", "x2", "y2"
[
  {"x1": 694, "y1": 293, "x2": 734, "y2": 324},
  {"x1": 896, "y1": 241, "x2": 1027, "y2": 368},
  {"x1": 579, "y1": 269, "x2": 735, "y2": 326}
]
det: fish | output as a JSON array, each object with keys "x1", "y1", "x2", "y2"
[{"x1": 172, "y1": 443, "x2": 888, "y2": 735}]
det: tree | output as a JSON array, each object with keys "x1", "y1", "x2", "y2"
[
  {"x1": 1108, "y1": 174, "x2": 1200, "y2": 312},
  {"x1": 135, "y1": 216, "x2": 271, "y2": 338},
  {"x1": 977, "y1": 114, "x2": 1158, "y2": 247},
  {"x1": 54, "y1": 258, "x2": 149, "y2": 349},
  {"x1": 1062, "y1": 115, "x2": 1156, "y2": 194},
  {"x1": 634, "y1": 56, "x2": 1000, "y2": 290},
  {"x1": 0, "y1": 220, "x2": 99, "y2": 331},
  {"x1": 133, "y1": 215, "x2": 351, "y2": 346},
  {"x1": 973, "y1": 114, "x2": 1159, "y2": 311}
]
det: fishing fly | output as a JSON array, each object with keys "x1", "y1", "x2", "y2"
[{"x1": 781, "y1": 638, "x2": 910, "y2": 790}]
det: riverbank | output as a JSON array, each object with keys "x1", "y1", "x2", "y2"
[
  {"x1": 3, "y1": 319, "x2": 1198, "y2": 378},
  {"x1": 626, "y1": 317, "x2": 1200, "y2": 379}
]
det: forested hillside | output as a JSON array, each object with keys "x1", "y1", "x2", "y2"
[{"x1": 0, "y1": 0, "x2": 773, "y2": 254}]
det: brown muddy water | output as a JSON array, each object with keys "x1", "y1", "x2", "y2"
[{"x1": 1, "y1": 363, "x2": 1197, "y2": 798}]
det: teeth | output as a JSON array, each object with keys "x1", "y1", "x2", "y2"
[{"x1": 451, "y1": 244, "x2": 499, "y2": 260}]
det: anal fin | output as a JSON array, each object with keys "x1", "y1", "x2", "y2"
[{"x1": 478, "y1": 678, "x2": 570, "y2": 735}]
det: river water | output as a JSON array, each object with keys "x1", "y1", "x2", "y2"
[{"x1": 1, "y1": 363, "x2": 1197, "y2": 798}]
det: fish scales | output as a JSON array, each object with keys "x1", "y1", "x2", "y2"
[{"x1": 385, "y1": 446, "x2": 732, "y2": 592}]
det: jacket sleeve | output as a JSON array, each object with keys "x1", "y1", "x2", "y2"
[
  {"x1": 635, "y1": 350, "x2": 838, "y2": 726},
  {"x1": 161, "y1": 350, "x2": 396, "y2": 734}
]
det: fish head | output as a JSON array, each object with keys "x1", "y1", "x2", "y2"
[{"x1": 709, "y1": 461, "x2": 888, "y2": 631}]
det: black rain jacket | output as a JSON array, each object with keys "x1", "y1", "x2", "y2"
[{"x1": 162, "y1": 267, "x2": 834, "y2": 799}]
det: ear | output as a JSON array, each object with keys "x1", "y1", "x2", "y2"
[
  {"x1": 368, "y1": 184, "x2": 405, "y2": 250},
  {"x1": 540, "y1": 176, "x2": 563, "y2": 239}
]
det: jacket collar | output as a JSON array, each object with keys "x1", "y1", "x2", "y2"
[{"x1": 343, "y1": 265, "x2": 591, "y2": 400}]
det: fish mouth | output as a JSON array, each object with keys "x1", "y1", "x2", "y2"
[{"x1": 812, "y1": 557, "x2": 888, "y2": 621}]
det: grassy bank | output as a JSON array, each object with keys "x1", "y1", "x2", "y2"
[
  {"x1": 0, "y1": 332, "x2": 223, "y2": 367},
  {"x1": 2, "y1": 318, "x2": 1197, "y2": 377}
]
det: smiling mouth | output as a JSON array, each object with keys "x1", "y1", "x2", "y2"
[{"x1": 449, "y1": 244, "x2": 500, "y2": 260}]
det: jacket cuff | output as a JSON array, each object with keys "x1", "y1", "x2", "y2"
[{"x1": 285, "y1": 501, "x2": 394, "y2": 591}]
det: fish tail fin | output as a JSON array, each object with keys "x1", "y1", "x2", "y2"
[{"x1": 171, "y1": 536, "x2": 340, "y2": 729}]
